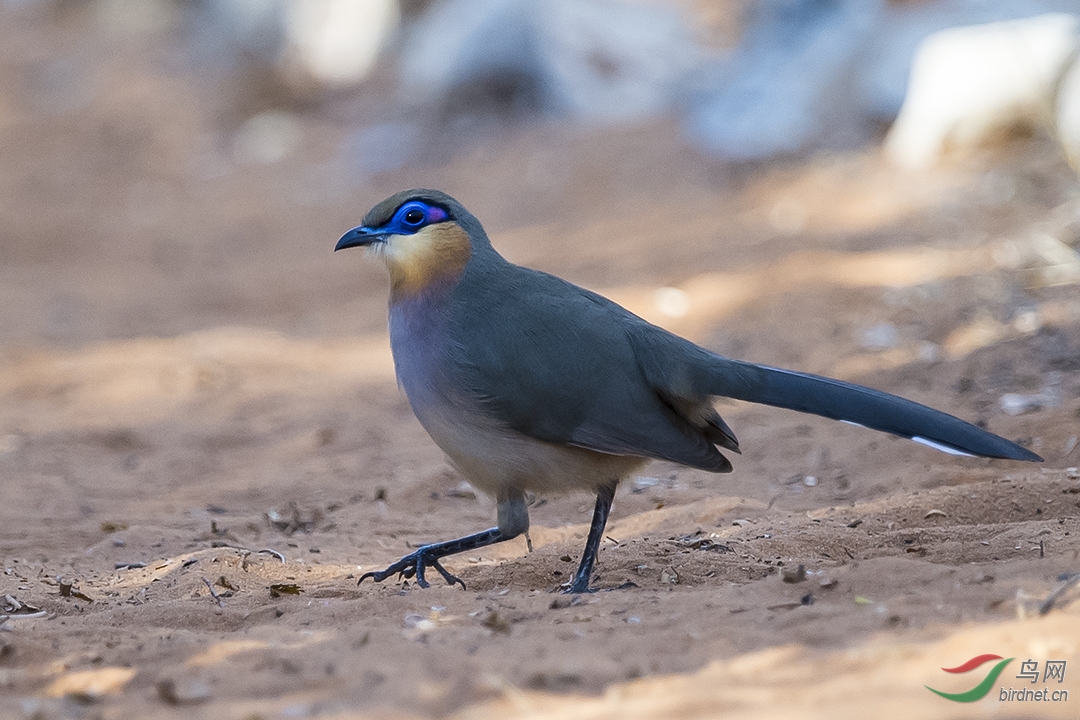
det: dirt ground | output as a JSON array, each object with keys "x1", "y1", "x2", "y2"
[{"x1": 2, "y1": 5, "x2": 1080, "y2": 720}]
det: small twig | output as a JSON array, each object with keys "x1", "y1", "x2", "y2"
[
  {"x1": 1039, "y1": 573, "x2": 1080, "y2": 615},
  {"x1": 201, "y1": 577, "x2": 225, "y2": 608},
  {"x1": 0, "y1": 610, "x2": 48, "y2": 621},
  {"x1": 258, "y1": 548, "x2": 286, "y2": 563}
]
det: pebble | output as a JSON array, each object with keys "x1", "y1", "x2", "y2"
[
  {"x1": 859, "y1": 322, "x2": 898, "y2": 350},
  {"x1": 781, "y1": 564, "x2": 807, "y2": 583},
  {"x1": 999, "y1": 393, "x2": 1044, "y2": 416},
  {"x1": 631, "y1": 476, "x2": 661, "y2": 493},
  {"x1": 157, "y1": 678, "x2": 212, "y2": 706}
]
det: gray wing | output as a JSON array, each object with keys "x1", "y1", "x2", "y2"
[{"x1": 449, "y1": 263, "x2": 736, "y2": 472}]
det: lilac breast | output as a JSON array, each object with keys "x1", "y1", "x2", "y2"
[{"x1": 387, "y1": 288, "x2": 459, "y2": 418}]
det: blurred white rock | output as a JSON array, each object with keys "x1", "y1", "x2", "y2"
[
  {"x1": 885, "y1": 13, "x2": 1080, "y2": 169},
  {"x1": 233, "y1": 110, "x2": 301, "y2": 164},
  {"x1": 280, "y1": 0, "x2": 399, "y2": 87},
  {"x1": 1000, "y1": 372, "x2": 1064, "y2": 416},
  {"x1": 653, "y1": 287, "x2": 691, "y2": 319},
  {"x1": 858, "y1": 322, "x2": 899, "y2": 350},
  {"x1": 1012, "y1": 309, "x2": 1043, "y2": 334},
  {"x1": 398, "y1": 0, "x2": 701, "y2": 123},
  {"x1": 199, "y1": 0, "x2": 399, "y2": 90},
  {"x1": 1058, "y1": 50, "x2": 1080, "y2": 170},
  {"x1": 1000, "y1": 393, "x2": 1043, "y2": 416},
  {"x1": 1028, "y1": 232, "x2": 1080, "y2": 287},
  {"x1": 685, "y1": 0, "x2": 1080, "y2": 161},
  {"x1": 917, "y1": 341, "x2": 941, "y2": 363},
  {"x1": 858, "y1": 0, "x2": 1078, "y2": 121}
]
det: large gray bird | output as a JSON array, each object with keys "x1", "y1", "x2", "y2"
[{"x1": 336, "y1": 189, "x2": 1041, "y2": 593}]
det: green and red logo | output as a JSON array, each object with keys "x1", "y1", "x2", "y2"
[{"x1": 926, "y1": 654, "x2": 1014, "y2": 702}]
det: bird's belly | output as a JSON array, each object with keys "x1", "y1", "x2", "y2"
[
  {"x1": 389, "y1": 296, "x2": 645, "y2": 496},
  {"x1": 415, "y1": 403, "x2": 646, "y2": 497}
]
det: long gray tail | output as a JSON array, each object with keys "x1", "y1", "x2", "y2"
[{"x1": 704, "y1": 357, "x2": 1042, "y2": 462}]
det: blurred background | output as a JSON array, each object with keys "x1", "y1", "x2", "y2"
[{"x1": 1, "y1": 0, "x2": 1078, "y2": 349}]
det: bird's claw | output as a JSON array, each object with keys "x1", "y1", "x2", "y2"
[
  {"x1": 558, "y1": 575, "x2": 597, "y2": 594},
  {"x1": 358, "y1": 548, "x2": 467, "y2": 590}
]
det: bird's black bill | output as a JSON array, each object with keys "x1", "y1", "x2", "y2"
[{"x1": 335, "y1": 226, "x2": 385, "y2": 251}]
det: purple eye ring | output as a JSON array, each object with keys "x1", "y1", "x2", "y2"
[{"x1": 396, "y1": 202, "x2": 448, "y2": 230}]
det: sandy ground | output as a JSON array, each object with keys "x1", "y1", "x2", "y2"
[{"x1": 2, "y1": 5, "x2": 1080, "y2": 719}]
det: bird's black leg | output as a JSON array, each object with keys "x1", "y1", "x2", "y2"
[
  {"x1": 359, "y1": 527, "x2": 517, "y2": 590},
  {"x1": 566, "y1": 482, "x2": 617, "y2": 593},
  {"x1": 359, "y1": 488, "x2": 529, "y2": 590}
]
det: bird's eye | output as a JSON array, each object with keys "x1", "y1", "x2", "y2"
[{"x1": 403, "y1": 208, "x2": 425, "y2": 226}]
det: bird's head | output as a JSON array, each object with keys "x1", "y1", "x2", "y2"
[{"x1": 336, "y1": 189, "x2": 486, "y2": 298}]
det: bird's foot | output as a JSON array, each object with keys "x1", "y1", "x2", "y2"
[
  {"x1": 559, "y1": 575, "x2": 597, "y2": 594},
  {"x1": 359, "y1": 547, "x2": 466, "y2": 590}
]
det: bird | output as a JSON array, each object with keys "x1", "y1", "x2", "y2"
[{"x1": 335, "y1": 188, "x2": 1042, "y2": 593}]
